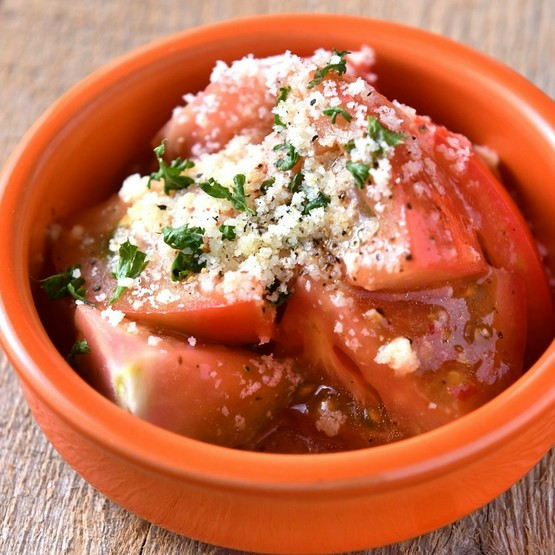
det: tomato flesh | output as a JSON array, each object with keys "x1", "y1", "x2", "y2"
[
  {"x1": 276, "y1": 271, "x2": 526, "y2": 438},
  {"x1": 74, "y1": 305, "x2": 298, "y2": 447}
]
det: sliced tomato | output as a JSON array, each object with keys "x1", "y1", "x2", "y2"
[
  {"x1": 414, "y1": 118, "x2": 555, "y2": 362},
  {"x1": 155, "y1": 70, "x2": 274, "y2": 160},
  {"x1": 74, "y1": 305, "x2": 298, "y2": 446},
  {"x1": 51, "y1": 195, "x2": 276, "y2": 344},
  {"x1": 309, "y1": 79, "x2": 489, "y2": 292},
  {"x1": 277, "y1": 272, "x2": 526, "y2": 437},
  {"x1": 157, "y1": 49, "x2": 379, "y2": 161}
]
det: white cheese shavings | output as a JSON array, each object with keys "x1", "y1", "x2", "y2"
[{"x1": 374, "y1": 336, "x2": 420, "y2": 376}]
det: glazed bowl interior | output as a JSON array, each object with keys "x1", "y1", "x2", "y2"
[{"x1": 1, "y1": 14, "x2": 555, "y2": 554}]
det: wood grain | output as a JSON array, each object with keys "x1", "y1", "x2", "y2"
[{"x1": 1, "y1": 1, "x2": 554, "y2": 554}]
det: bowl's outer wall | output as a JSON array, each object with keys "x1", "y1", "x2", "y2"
[{"x1": 1, "y1": 14, "x2": 555, "y2": 554}]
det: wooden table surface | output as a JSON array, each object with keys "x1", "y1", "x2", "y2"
[{"x1": 1, "y1": 1, "x2": 554, "y2": 554}]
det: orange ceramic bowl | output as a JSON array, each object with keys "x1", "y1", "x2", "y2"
[{"x1": 1, "y1": 14, "x2": 554, "y2": 554}]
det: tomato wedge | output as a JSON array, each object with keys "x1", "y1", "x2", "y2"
[
  {"x1": 277, "y1": 272, "x2": 527, "y2": 436},
  {"x1": 157, "y1": 49, "x2": 379, "y2": 160},
  {"x1": 51, "y1": 195, "x2": 276, "y2": 344},
  {"x1": 74, "y1": 305, "x2": 298, "y2": 446},
  {"x1": 413, "y1": 117, "x2": 555, "y2": 362}
]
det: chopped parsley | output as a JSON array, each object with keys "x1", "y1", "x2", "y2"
[
  {"x1": 274, "y1": 85, "x2": 291, "y2": 127},
  {"x1": 302, "y1": 192, "x2": 331, "y2": 215},
  {"x1": 367, "y1": 116, "x2": 407, "y2": 149},
  {"x1": 219, "y1": 224, "x2": 236, "y2": 240},
  {"x1": 307, "y1": 49, "x2": 350, "y2": 89},
  {"x1": 289, "y1": 171, "x2": 304, "y2": 193},
  {"x1": 343, "y1": 138, "x2": 356, "y2": 153},
  {"x1": 149, "y1": 140, "x2": 195, "y2": 195},
  {"x1": 40, "y1": 265, "x2": 92, "y2": 306},
  {"x1": 162, "y1": 224, "x2": 206, "y2": 281},
  {"x1": 323, "y1": 106, "x2": 352, "y2": 124},
  {"x1": 346, "y1": 161, "x2": 370, "y2": 189},
  {"x1": 259, "y1": 177, "x2": 275, "y2": 194},
  {"x1": 274, "y1": 141, "x2": 301, "y2": 171},
  {"x1": 199, "y1": 174, "x2": 255, "y2": 214},
  {"x1": 109, "y1": 240, "x2": 149, "y2": 304},
  {"x1": 66, "y1": 339, "x2": 90, "y2": 365}
]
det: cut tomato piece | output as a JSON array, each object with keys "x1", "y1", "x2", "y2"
[
  {"x1": 413, "y1": 117, "x2": 555, "y2": 361},
  {"x1": 312, "y1": 82, "x2": 489, "y2": 292},
  {"x1": 155, "y1": 61, "x2": 276, "y2": 159},
  {"x1": 124, "y1": 298, "x2": 275, "y2": 345},
  {"x1": 277, "y1": 272, "x2": 526, "y2": 436},
  {"x1": 51, "y1": 195, "x2": 276, "y2": 344},
  {"x1": 74, "y1": 305, "x2": 299, "y2": 446},
  {"x1": 157, "y1": 49, "x2": 379, "y2": 161}
]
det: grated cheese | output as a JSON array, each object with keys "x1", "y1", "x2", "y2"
[
  {"x1": 374, "y1": 336, "x2": 420, "y2": 376},
  {"x1": 102, "y1": 49, "x2": 453, "y2": 319}
]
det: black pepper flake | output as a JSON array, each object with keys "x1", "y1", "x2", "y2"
[
  {"x1": 178, "y1": 356, "x2": 183, "y2": 365},
  {"x1": 157, "y1": 204, "x2": 167, "y2": 210},
  {"x1": 406, "y1": 202, "x2": 412, "y2": 210},
  {"x1": 497, "y1": 331, "x2": 504, "y2": 339},
  {"x1": 310, "y1": 98, "x2": 317, "y2": 106},
  {"x1": 405, "y1": 252, "x2": 413, "y2": 261},
  {"x1": 311, "y1": 134, "x2": 319, "y2": 142},
  {"x1": 92, "y1": 285, "x2": 101, "y2": 292}
]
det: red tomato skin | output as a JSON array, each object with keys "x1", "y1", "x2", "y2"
[
  {"x1": 130, "y1": 299, "x2": 275, "y2": 345},
  {"x1": 415, "y1": 118, "x2": 555, "y2": 362},
  {"x1": 74, "y1": 305, "x2": 298, "y2": 447}
]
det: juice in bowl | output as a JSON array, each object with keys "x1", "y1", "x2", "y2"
[{"x1": 1, "y1": 14, "x2": 554, "y2": 554}]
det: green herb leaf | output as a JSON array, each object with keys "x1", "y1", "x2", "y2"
[
  {"x1": 307, "y1": 49, "x2": 350, "y2": 89},
  {"x1": 170, "y1": 250, "x2": 206, "y2": 281},
  {"x1": 367, "y1": 116, "x2": 407, "y2": 148},
  {"x1": 344, "y1": 138, "x2": 356, "y2": 153},
  {"x1": 274, "y1": 142, "x2": 301, "y2": 171},
  {"x1": 219, "y1": 224, "x2": 236, "y2": 240},
  {"x1": 149, "y1": 140, "x2": 195, "y2": 195},
  {"x1": 259, "y1": 177, "x2": 275, "y2": 194},
  {"x1": 346, "y1": 161, "x2": 370, "y2": 189},
  {"x1": 274, "y1": 85, "x2": 291, "y2": 127},
  {"x1": 162, "y1": 224, "x2": 206, "y2": 281},
  {"x1": 66, "y1": 339, "x2": 90, "y2": 365},
  {"x1": 40, "y1": 265, "x2": 93, "y2": 305},
  {"x1": 162, "y1": 224, "x2": 205, "y2": 251},
  {"x1": 110, "y1": 240, "x2": 149, "y2": 304},
  {"x1": 199, "y1": 175, "x2": 254, "y2": 214},
  {"x1": 323, "y1": 106, "x2": 352, "y2": 124},
  {"x1": 289, "y1": 171, "x2": 304, "y2": 193},
  {"x1": 302, "y1": 192, "x2": 331, "y2": 215},
  {"x1": 230, "y1": 174, "x2": 254, "y2": 214},
  {"x1": 198, "y1": 177, "x2": 230, "y2": 199}
]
